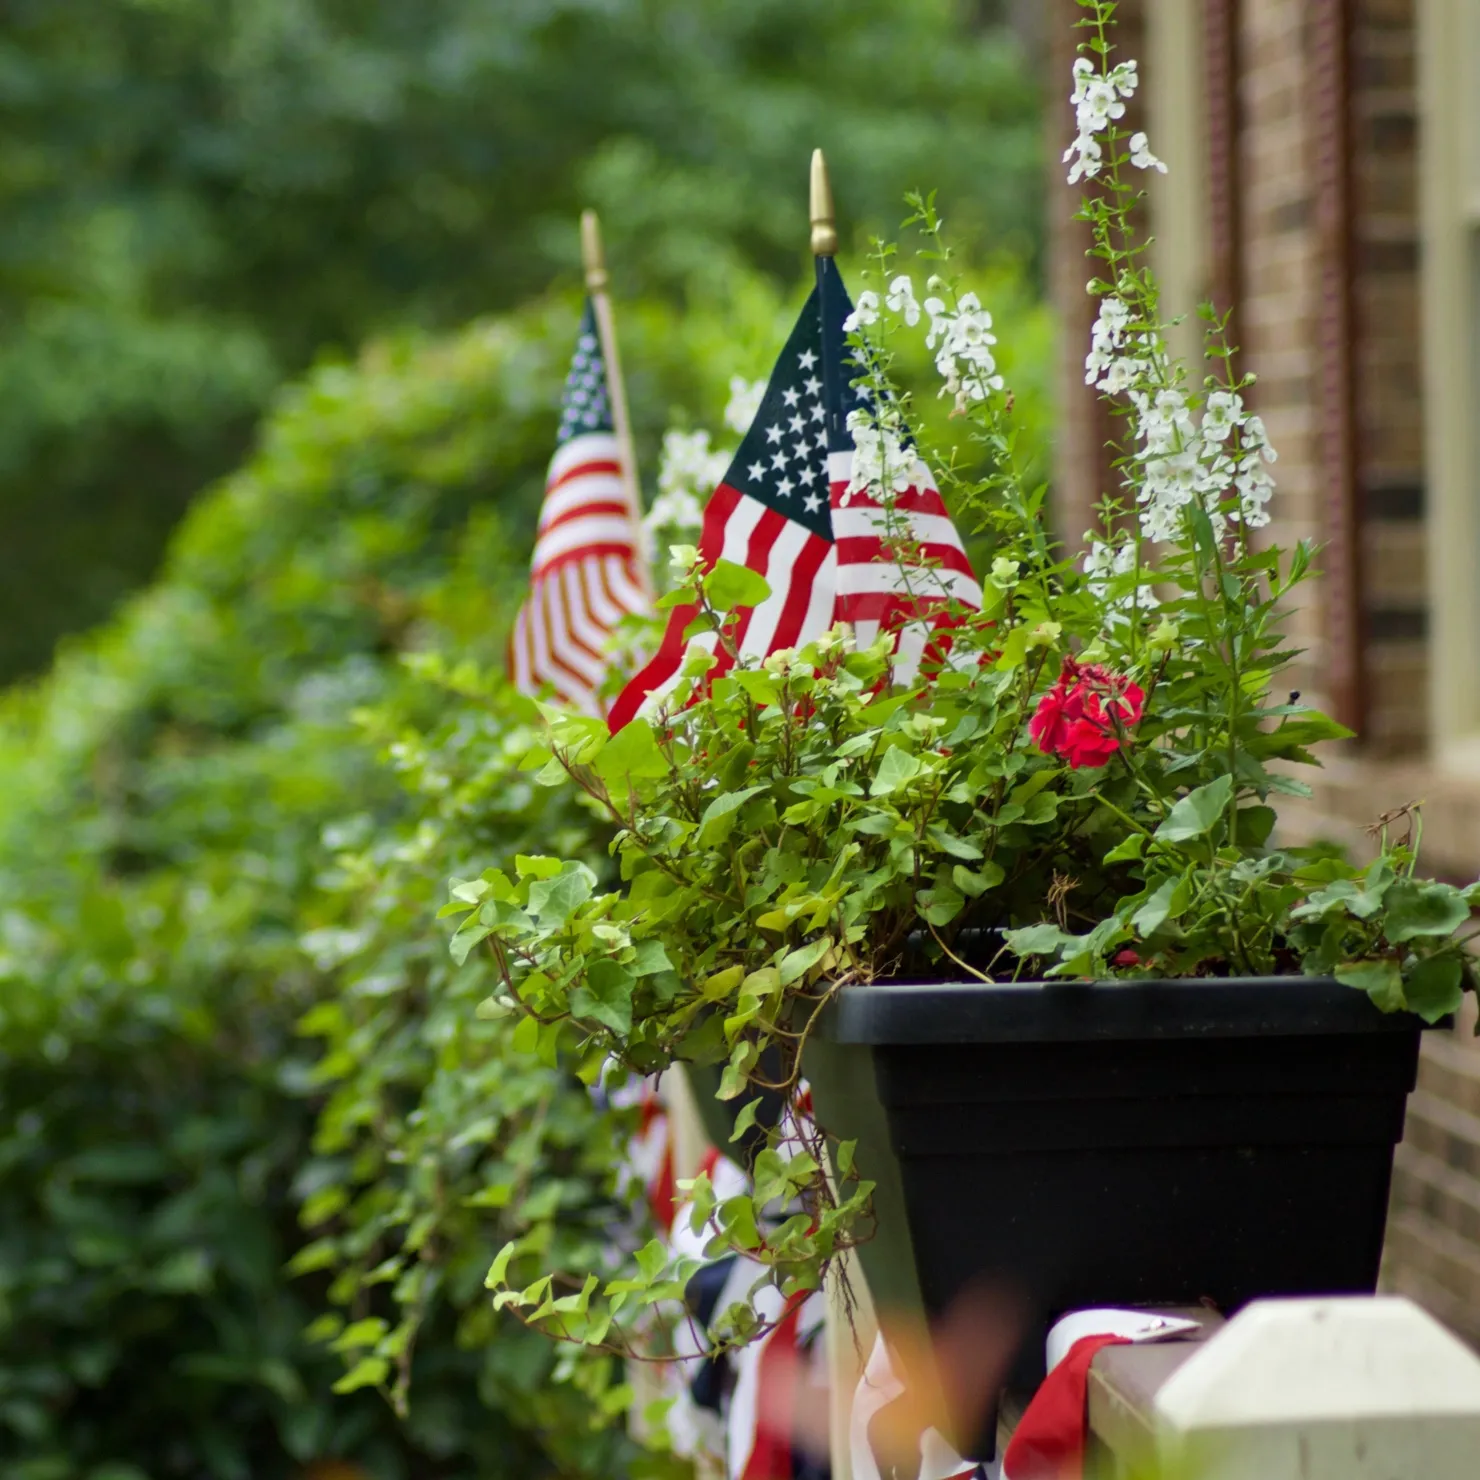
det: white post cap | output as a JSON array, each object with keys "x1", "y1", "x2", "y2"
[{"x1": 1153, "y1": 1296, "x2": 1480, "y2": 1479}]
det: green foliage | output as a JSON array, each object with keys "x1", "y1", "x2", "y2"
[
  {"x1": 448, "y1": 14, "x2": 1480, "y2": 1369},
  {"x1": 292, "y1": 660, "x2": 640, "y2": 1453},
  {"x1": 0, "y1": 315, "x2": 545, "y2": 1475},
  {"x1": 0, "y1": 0, "x2": 1042, "y2": 678},
  {"x1": 0, "y1": 270, "x2": 821, "y2": 1473}
]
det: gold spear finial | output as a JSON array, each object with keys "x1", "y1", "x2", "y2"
[
  {"x1": 810, "y1": 148, "x2": 838, "y2": 257},
  {"x1": 580, "y1": 209, "x2": 609, "y2": 292}
]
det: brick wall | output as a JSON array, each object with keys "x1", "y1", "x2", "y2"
[
  {"x1": 1384, "y1": 998, "x2": 1480, "y2": 1351},
  {"x1": 1237, "y1": 0, "x2": 1328, "y2": 713},
  {"x1": 1351, "y1": 0, "x2": 1428, "y2": 756},
  {"x1": 1046, "y1": 0, "x2": 1480, "y2": 1349}
]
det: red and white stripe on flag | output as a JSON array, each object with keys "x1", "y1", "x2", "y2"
[
  {"x1": 512, "y1": 430, "x2": 649, "y2": 715},
  {"x1": 512, "y1": 299, "x2": 649, "y2": 716},
  {"x1": 608, "y1": 480, "x2": 837, "y2": 730},
  {"x1": 829, "y1": 451, "x2": 983, "y2": 685}
]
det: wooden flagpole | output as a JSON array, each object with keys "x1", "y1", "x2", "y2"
[{"x1": 580, "y1": 209, "x2": 651, "y2": 598}]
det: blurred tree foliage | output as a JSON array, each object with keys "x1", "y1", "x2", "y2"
[{"x1": 0, "y1": 0, "x2": 1041, "y2": 680}]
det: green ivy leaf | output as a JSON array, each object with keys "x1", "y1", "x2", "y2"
[
  {"x1": 1234, "y1": 806, "x2": 1277, "y2": 848},
  {"x1": 703, "y1": 559, "x2": 771, "y2": 612},
  {"x1": 449, "y1": 877, "x2": 492, "y2": 904},
  {"x1": 331, "y1": 1356, "x2": 390, "y2": 1395},
  {"x1": 1382, "y1": 881, "x2": 1470, "y2": 944},
  {"x1": 1155, "y1": 775, "x2": 1234, "y2": 843},
  {"x1": 1003, "y1": 923, "x2": 1071, "y2": 959},
  {"x1": 448, "y1": 922, "x2": 492, "y2": 965},
  {"x1": 718, "y1": 1196, "x2": 761, "y2": 1250},
  {"x1": 869, "y1": 747, "x2": 923, "y2": 797},
  {"x1": 1259, "y1": 713, "x2": 1355, "y2": 760},
  {"x1": 484, "y1": 1241, "x2": 518, "y2": 1290},
  {"x1": 511, "y1": 1014, "x2": 540, "y2": 1055},
  {"x1": 1402, "y1": 955, "x2": 1465, "y2": 1024},
  {"x1": 332, "y1": 1317, "x2": 389, "y2": 1353},
  {"x1": 926, "y1": 826, "x2": 983, "y2": 860},
  {"x1": 594, "y1": 719, "x2": 669, "y2": 796},
  {"x1": 729, "y1": 1098, "x2": 761, "y2": 1144},
  {"x1": 526, "y1": 864, "x2": 595, "y2": 925},
  {"x1": 1336, "y1": 958, "x2": 1405, "y2": 1013},
  {"x1": 698, "y1": 785, "x2": 767, "y2": 844},
  {"x1": 569, "y1": 959, "x2": 635, "y2": 1034},
  {"x1": 1131, "y1": 879, "x2": 1179, "y2": 937},
  {"x1": 778, "y1": 938, "x2": 830, "y2": 986},
  {"x1": 918, "y1": 883, "x2": 965, "y2": 927},
  {"x1": 952, "y1": 860, "x2": 1004, "y2": 897},
  {"x1": 1103, "y1": 833, "x2": 1145, "y2": 864},
  {"x1": 632, "y1": 939, "x2": 674, "y2": 976},
  {"x1": 700, "y1": 965, "x2": 745, "y2": 1000}
]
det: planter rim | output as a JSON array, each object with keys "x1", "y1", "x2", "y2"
[{"x1": 817, "y1": 976, "x2": 1428, "y2": 1045}]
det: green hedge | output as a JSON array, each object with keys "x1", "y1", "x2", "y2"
[{"x1": 0, "y1": 294, "x2": 643, "y2": 1478}]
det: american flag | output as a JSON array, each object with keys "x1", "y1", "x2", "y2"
[
  {"x1": 512, "y1": 300, "x2": 649, "y2": 715},
  {"x1": 608, "y1": 259, "x2": 980, "y2": 732}
]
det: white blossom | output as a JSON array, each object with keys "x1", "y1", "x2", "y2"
[
  {"x1": 923, "y1": 291, "x2": 1004, "y2": 411},
  {"x1": 1064, "y1": 56, "x2": 1139, "y2": 184},
  {"x1": 1063, "y1": 46, "x2": 1282, "y2": 549},
  {"x1": 990, "y1": 556, "x2": 1021, "y2": 587},
  {"x1": 1235, "y1": 453, "x2": 1276, "y2": 528},
  {"x1": 1083, "y1": 537, "x2": 1159, "y2": 615},
  {"x1": 846, "y1": 408, "x2": 914, "y2": 499},
  {"x1": 1084, "y1": 296, "x2": 1134, "y2": 385},
  {"x1": 1100, "y1": 356, "x2": 1145, "y2": 396},
  {"x1": 1201, "y1": 389, "x2": 1242, "y2": 442},
  {"x1": 723, "y1": 376, "x2": 766, "y2": 435},
  {"x1": 885, "y1": 274, "x2": 921, "y2": 325},
  {"x1": 1242, "y1": 414, "x2": 1277, "y2": 462},
  {"x1": 646, "y1": 428, "x2": 727, "y2": 540},
  {"x1": 843, "y1": 291, "x2": 880, "y2": 332},
  {"x1": 1129, "y1": 132, "x2": 1167, "y2": 173},
  {"x1": 1065, "y1": 134, "x2": 1103, "y2": 186}
]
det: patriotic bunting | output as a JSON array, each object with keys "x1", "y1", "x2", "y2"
[
  {"x1": 630, "y1": 1101, "x2": 833, "y2": 1479},
  {"x1": 997, "y1": 1310, "x2": 1200, "y2": 1480}
]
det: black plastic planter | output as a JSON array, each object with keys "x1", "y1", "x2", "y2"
[{"x1": 802, "y1": 977, "x2": 1424, "y2": 1398}]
